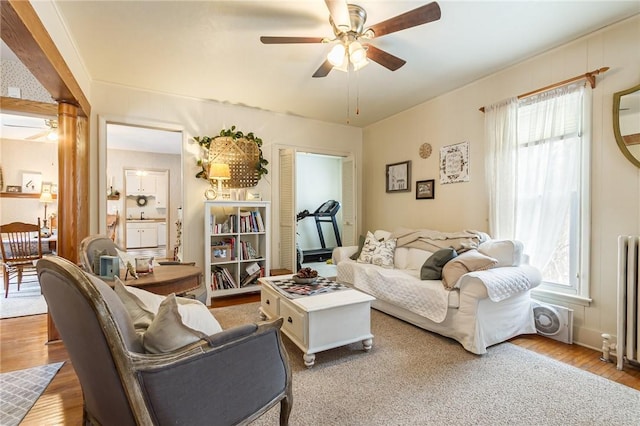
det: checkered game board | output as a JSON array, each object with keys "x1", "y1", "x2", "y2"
[{"x1": 270, "y1": 276, "x2": 348, "y2": 299}]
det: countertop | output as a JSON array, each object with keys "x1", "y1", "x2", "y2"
[{"x1": 126, "y1": 218, "x2": 167, "y2": 223}]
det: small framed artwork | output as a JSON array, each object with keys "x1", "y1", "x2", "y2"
[
  {"x1": 386, "y1": 160, "x2": 411, "y2": 193},
  {"x1": 22, "y1": 172, "x2": 42, "y2": 194},
  {"x1": 41, "y1": 182, "x2": 52, "y2": 194},
  {"x1": 416, "y1": 179, "x2": 435, "y2": 200},
  {"x1": 6, "y1": 185, "x2": 21, "y2": 193},
  {"x1": 212, "y1": 244, "x2": 232, "y2": 263}
]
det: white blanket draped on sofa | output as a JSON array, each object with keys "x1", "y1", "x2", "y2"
[{"x1": 333, "y1": 229, "x2": 542, "y2": 354}]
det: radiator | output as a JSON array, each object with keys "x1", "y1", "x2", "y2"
[{"x1": 617, "y1": 235, "x2": 640, "y2": 371}]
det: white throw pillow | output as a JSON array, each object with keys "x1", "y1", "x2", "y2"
[
  {"x1": 143, "y1": 293, "x2": 223, "y2": 354},
  {"x1": 357, "y1": 231, "x2": 396, "y2": 269},
  {"x1": 441, "y1": 250, "x2": 498, "y2": 289},
  {"x1": 478, "y1": 240, "x2": 524, "y2": 267},
  {"x1": 114, "y1": 277, "x2": 164, "y2": 331}
]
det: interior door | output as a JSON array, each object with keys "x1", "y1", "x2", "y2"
[
  {"x1": 341, "y1": 156, "x2": 356, "y2": 247},
  {"x1": 279, "y1": 149, "x2": 296, "y2": 272}
]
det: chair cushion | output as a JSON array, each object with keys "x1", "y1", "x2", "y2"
[
  {"x1": 143, "y1": 294, "x2": 223, "y2": 354},
  {"x1": 441, "y1": 249, "x2": 498, "y2": 289}
]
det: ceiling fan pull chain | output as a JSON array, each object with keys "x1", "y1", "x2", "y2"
[
  {"x1": 346, "y1": 68, "x2": 351, "y2": 124},
  {"x1": 356, "y1": 69, "x2": 360, "y2": 116}
]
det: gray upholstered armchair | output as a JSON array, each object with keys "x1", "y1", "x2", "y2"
[{"x1": 37, "y1": 256, "x2": 292, "y2": 425}]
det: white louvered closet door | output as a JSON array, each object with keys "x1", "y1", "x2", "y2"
[
  {"x1": 341, "y1": 156, "x2": 356, "y2": 247},
  {"x1": 279, "y1": 149, "x2": 296, "y2": 272}
]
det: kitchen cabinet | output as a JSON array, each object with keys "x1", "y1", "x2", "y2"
[
  {"x1": 155, "y1": 176, "x2": 168, "y2": 208},
  {"x1": 126, "y1": 222, "x2": 158, "y2": 248},
  {"x1": 157, "y1": 222, "x2": 167, "y2": 246},
  {"x1": 125, "y1": 173, "x2": 156, "y2": 195}
]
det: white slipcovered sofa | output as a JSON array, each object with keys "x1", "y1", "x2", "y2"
[{"x1": 332, "y1": 229, "x2": 542, "y2": 354}]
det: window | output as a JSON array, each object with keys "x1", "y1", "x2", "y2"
[{"x1": 485, "y1": 84, "x2": 591, "y2": 298}]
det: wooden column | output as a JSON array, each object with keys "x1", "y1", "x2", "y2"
[{"x1": 56, "y1": 102, "x2": 78, "y2": 261}]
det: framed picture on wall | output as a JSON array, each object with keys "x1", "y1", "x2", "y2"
[
  {"x1": 386, "y1": 161, "x2": 411, "y2": 193},
  {"x1": 41, "y1": 182, "x2": 52, "y2": 194},
  {"x1": 416, "y1": 179, "x2": 435, "y2": 199},
  {"x1": 21, "y1": 172, "x2": 42, "y2": 194}
]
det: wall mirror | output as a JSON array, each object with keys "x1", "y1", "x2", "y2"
[{"x1": 613, "y1": 83, "x2": 640, "y2": 168}]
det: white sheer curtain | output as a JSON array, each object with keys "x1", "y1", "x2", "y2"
[
  {"x1": 485, "y1": 97, "x2": 518, "y2": 239},
  {"x1": 515, "y1": 85, "x2": 584, "y2": 274},
  {"x1": 485, "y1": 84, "x2": 585, "y2": 278}
]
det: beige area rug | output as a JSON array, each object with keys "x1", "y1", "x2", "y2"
[
  {"x1": 211, "y1": 302, "x2": 640, "y2": 426},
  {"x1": 0, "y1": 278, "x2": 47, "y2": 319}
]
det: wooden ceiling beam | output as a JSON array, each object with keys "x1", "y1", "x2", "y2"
[{"x1": 1, "y1": 0, "x2": 90, "y2": 117}]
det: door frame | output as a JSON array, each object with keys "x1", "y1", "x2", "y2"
[{"x1": 272, "y1": 144, "x2": 357, "y2": 272}]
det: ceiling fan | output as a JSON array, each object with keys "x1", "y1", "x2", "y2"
[
  {"x1": 2, "y1": 116, "x2": 58, "y2": 141},
  {"x1": 260, "y1": 0, "x2": 441, "y2": 78}
]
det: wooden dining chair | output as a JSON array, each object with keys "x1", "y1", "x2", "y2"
[{"x1": 0, "y1": 219, "x2": 43, "y2": 298}]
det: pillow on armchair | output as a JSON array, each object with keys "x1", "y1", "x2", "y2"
[{"x1": 113, "y1": 278, "x2": 222, "y2": 352}]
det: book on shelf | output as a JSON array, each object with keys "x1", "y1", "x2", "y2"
[
  {"x1": 240, "y1": 269, "x2": 261, "y2": 287},
  {"x1": 254, "y1": 210, "x2": 265, "y2": 232},
  {"x1": 211, "y1": 266, "x2": 237, "y2": 289}
]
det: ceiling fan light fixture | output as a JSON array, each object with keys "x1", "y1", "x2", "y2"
[
  {"x1": 352, "y1": 57, "x2": 369, "y2": 71},
  {"x1": 327, "y1": 43, "x2": 346, "y2": 66},
  {"x1": 349, "y1": 41, "x2": 367, "y2": 64}
]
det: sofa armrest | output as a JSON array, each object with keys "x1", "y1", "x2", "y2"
[
  {"x1": 332, "y1": 246, "x2": 358, "y2": 265},
  {"x1": 457, "y1": 265, "x2": 542, "y2": 301}
]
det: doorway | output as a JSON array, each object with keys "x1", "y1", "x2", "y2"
[
  {"x1": 277, "y1": 148, "x2": 356, "y2": 274},
  {"x1": 100, "y1": 118, "x2": 183, "y2": 260}
]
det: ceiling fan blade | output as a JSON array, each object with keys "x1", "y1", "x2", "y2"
[
  {"x1": 325, "y1": 0, "x2": 350, "y2": 31},
  {"x1": 365, "y1": 45, "x2": 406, "y2": 71},
  {"x1": 312, "y1": 60, "x2": 334, "y2": 78},
  {"x1": 26, "y1": 130, "x2": 49, "y2": 140},
  {"x1": 367, "y1": 2, "x2": 441, "y2": 38},
  {"x1": 260, "y1": 36, "x2": 324, "y2": 44}
]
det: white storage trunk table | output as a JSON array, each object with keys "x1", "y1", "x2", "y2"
[{"x1": 259, "y1": 275, "x2": 375, "y2": 368}]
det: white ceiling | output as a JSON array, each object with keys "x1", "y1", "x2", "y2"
[{"x1": 47, "y1": 0, "x2": 639, "y2": 128}]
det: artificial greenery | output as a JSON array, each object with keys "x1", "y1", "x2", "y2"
[{"x1": 194, "y1": 126, "x2": 269, "y2": 182}]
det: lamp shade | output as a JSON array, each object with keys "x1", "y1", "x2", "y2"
[
  {"x1": 209, "y1": 163, "x2": 231, "y2": 180},
  {"x1": 39, "y1": 192, "x2": 53, "y2": 203}
]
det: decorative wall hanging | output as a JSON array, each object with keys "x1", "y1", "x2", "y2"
[
  {"x1": 195, "y1": 126, "x2": 268, "y2": 188},
  {"x1": 440, "y1": 141, "x2": 469, "y2": 184},
  {"x1": 416, "y1": 179, "x2": 435, "y2": 199},
  {"x1": 21, "y1": 172, "x2": 42, "y2": 193},
  {"x1": 386, "y1": 161, "x2": 411, "y2": 193},
  {"x1": 419, "y1": 142, "x2": 432, "y2": 159}
]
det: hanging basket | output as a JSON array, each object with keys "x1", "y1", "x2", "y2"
[
  {"x1": 208, "y1": 136, "x2": 261, "y2": 188},
  {"x1": 195, "y1": 126, "x2": 269, "y2": 189}
]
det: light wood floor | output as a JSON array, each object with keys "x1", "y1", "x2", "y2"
[{"x1": 2, "y1": 295, "x2": 639, "y2": 425}]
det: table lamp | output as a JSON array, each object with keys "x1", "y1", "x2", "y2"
[
  {"x1": 39, "y1": 191, "x2": 53, "y2": 237},
  {"x1": 205, "y1": 163, "x2": 231, "y2": 200}
]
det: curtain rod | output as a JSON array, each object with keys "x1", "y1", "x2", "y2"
[{"x1": 479, "y1": 66, "x2": 609, "y2": 112}]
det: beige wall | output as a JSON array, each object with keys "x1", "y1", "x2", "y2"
[
  {"x1": 88, "y1": 82, "x2": 363, "y2": 273},
  {"x1": 0, "y1": 138, "x2": 58, "y2": 225},
  {"x1": 363, "y1": 15, "x2": 640, "y2": 349}
]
